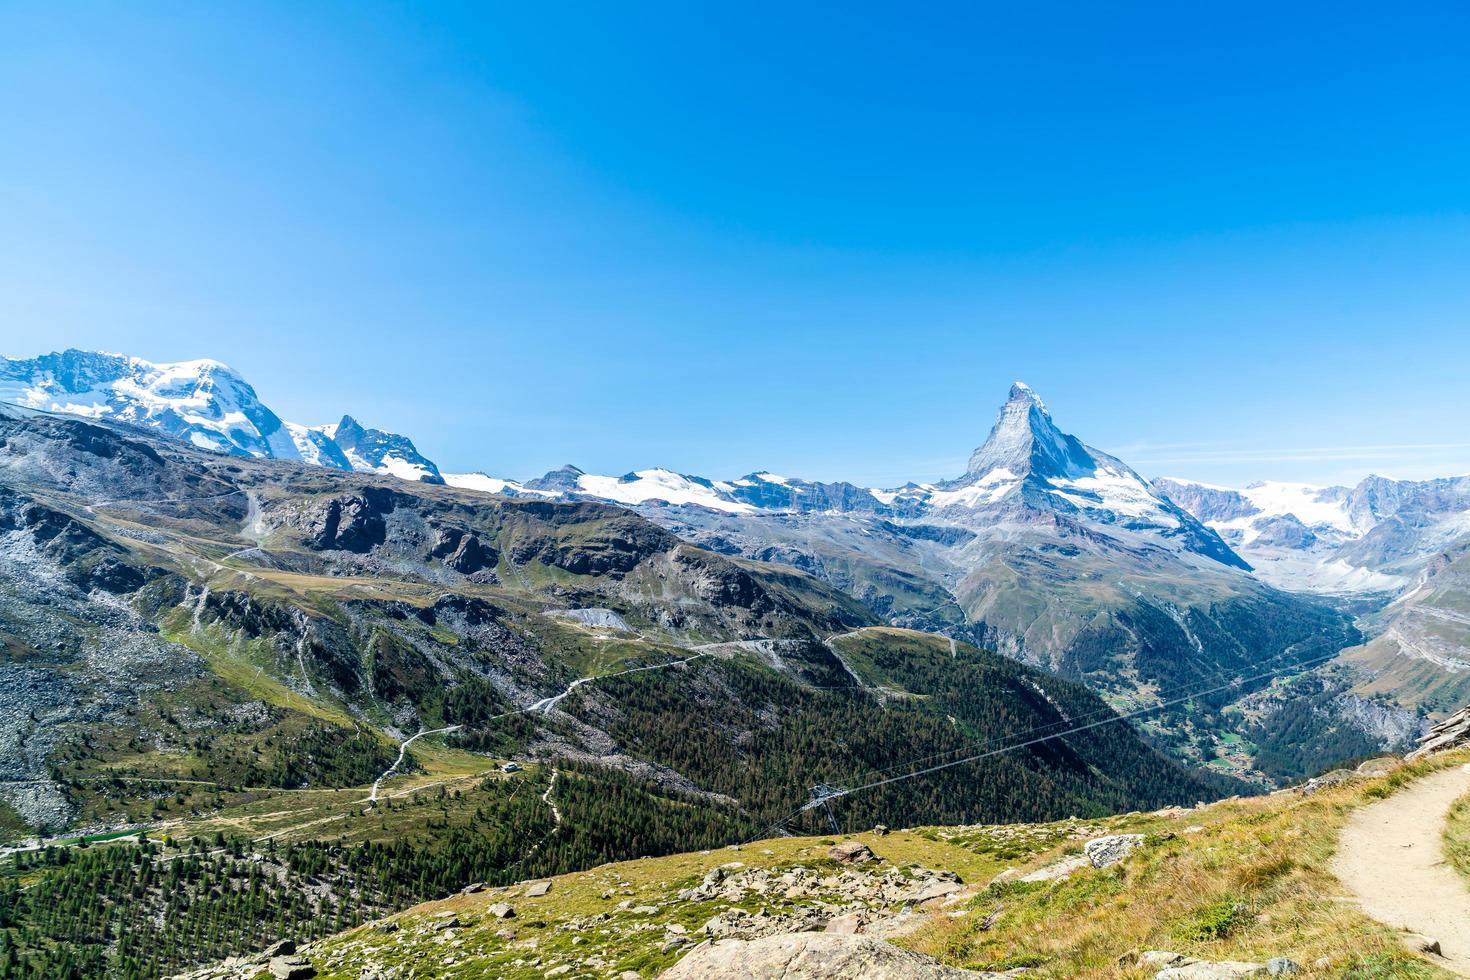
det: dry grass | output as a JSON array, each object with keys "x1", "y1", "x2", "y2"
[
  {"x1": 1446, "y1": 787, "x2": 1470, "y2": 886},
  {"x1": 902, "y1": 750, "x2": 1470, "y2": 977}
]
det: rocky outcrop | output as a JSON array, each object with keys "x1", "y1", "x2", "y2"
[
  {"x1": 300, "y1": 490, "x2": 396, "y2": 552},
  {"x1": 828, "y1": 840, "x2": 874, "y2": 864},
  {"x1": 1406, "y1": 703, "x2": 1470, "y2": 760},
  {"x1": 659, "y1": 933, "x2": 1006, "y2": 979},
  {"x1": 1083, "y1": 834, "x2": 1144, "y2": 868}
]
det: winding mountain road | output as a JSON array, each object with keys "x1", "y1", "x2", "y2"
[
  {"x1": 368, "y1": 725, "x2": 463, "y2": 802},
  {"x1": 1334, "y1": 763, "x2": 1470, "y2": 975}
]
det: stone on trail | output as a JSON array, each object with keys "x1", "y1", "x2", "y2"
[
  {"x1": 1400, "y1": 932, "x2": 1442, "y2": 956},
  {"x1": 658, "y1": 933, "x2": 1008, "y2": 979},
  {"x1": 828, "y1": 840, "x2": 876, "y2": 864}
]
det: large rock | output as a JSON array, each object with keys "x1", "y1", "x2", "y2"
[
  {"x1": 1083, "y1": 834, "x2": 1144, "y2": 868},
  {"x1": 828, "y1": 841, "x2": 875, "y2": 864},
  {"x1": 659, "y1": 934, "x2": 1004, "y2": 979},
  {"x1": 1406, "y1": 704, "x2": 1470, "y2": 760},
  {"x1": 267, "y1": 957, "x2": 316, "y2": 980}
]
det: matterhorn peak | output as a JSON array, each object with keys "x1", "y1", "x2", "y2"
[
  {"x1": 960, "y1": 382, "x2": 1093, "y2": 483},
  {"x1": 1008, "y1": 380, "x2": 1043, "y2": 404}
]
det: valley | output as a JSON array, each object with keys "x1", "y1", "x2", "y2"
[{"x1": 3, "y1": 352, "x2": 1470, "y2": 977}]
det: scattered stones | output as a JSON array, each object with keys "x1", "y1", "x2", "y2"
[
  {"x1": 828, "y1": 841, "x2": 875, "y2": 864},
  {"x1": 1083, "y1": 834, "x2": 1144, "y2": 868},
  {"x1": 658, "y1": 933, "x2": 1007, "y2": 979}
]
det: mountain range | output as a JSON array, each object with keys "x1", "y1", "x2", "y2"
[
  {"x1": 9, "y1": 348, "x2": 1470, "y2": 774},
  {"x1": 6, "y1": 346, "x2": 1470, "y2": 977},
  {"x1": 0, "y1": 349, "x2": 444, "y2": 484}
]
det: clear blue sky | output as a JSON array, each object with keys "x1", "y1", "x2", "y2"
[{"x1": 3, "y1": 2, "x2": 1469, "y2": 487}]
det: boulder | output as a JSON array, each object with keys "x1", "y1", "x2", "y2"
[
  {"x1": 904, "y1": 879, "x2": 965, "y2": 904},
  {"x1": 262, "y1": 940, "x2": 296, "y2": 958},
  {"x1": 268, "y1": 956, "x2": 316, "y2": 980},
  {"x1": 525, "y1": 880, "x2": 552, "y2": 897},
  {"x1": 1265, "y1": 959, "x2": 1299, "y2": 975},
  {"x1": 825, "y1": 913, "x2": 863, "y2": 935},
  {"x1": 1400, "y1": 932, "x2": 1442, "y2": 956},
  {"x1": 1084, "y1": 834, "x2": 1144, "y2": 868},
  {"x1": 659, "y1": 933, "x2": 1006, "y2": 979},
  {"x1": 828, "y1": 841, "x2": 875, "y2": 864},
  {"x1": 487, "y1": 903, "x2": 515, "y2": 919}
]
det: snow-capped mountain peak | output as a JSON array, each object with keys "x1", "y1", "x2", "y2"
[
  {"x1": 0, "y1": 348, "x2": 300, "y2": 459},
  {"x1": 960, "y1": 380, "x2": 1094, "y2": 484},
  {"x1": 1, "y1": 349, "x2": 446, "y2": 484},
  {"x1": 329, "y1": 415, "x2": 444, "y2": 484}
]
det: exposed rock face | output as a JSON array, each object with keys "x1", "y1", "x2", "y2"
[
  {"x1": 1083, "y1": 834, "x2": 1145, "y2": 868},
  {"x1": 301, "y1": 490, "x2": 395, "y2": 552},
  {"x1": 1406, "y1": 703, "x2": 1470, "y2": 760},
  {"x1": 659, "y1": 933, "x2": 1003, "y2": 979}
]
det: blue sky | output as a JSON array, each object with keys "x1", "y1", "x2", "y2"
[{"x1": 3, "y1": 2, "x2": 1469, "y2": 487}]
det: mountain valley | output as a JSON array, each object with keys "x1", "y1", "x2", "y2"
[{"x1": 3, "y1": 349, "x2": 1470, "y2": 977}]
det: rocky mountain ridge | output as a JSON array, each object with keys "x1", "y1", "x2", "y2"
[{"x1": 0, "y1": 349, "x2": 443, "y2": 484}]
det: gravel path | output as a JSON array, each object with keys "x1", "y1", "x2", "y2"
[{"x1": 1333, "y1": 762, "x2": 1470, "y2": 974}]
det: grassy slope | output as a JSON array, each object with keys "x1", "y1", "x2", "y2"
[
  {"x1": 300, "y1": 750, "x2": 1470, "y2": 980},
  {"x1": 1447, "y1": 788, "x2": 1470, "y2": 885}
]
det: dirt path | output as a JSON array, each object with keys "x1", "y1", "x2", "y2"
[{"x1": 1333, "y1": 762, "x2": 1470, "y2": 974}]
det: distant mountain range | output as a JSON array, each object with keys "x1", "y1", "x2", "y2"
[
  {"x1": 0, "y1": 349, "x2": 443, "y2": 484},
  {"x1": 11, "y1": 347, "x2": 1470, "y2": 770}
]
